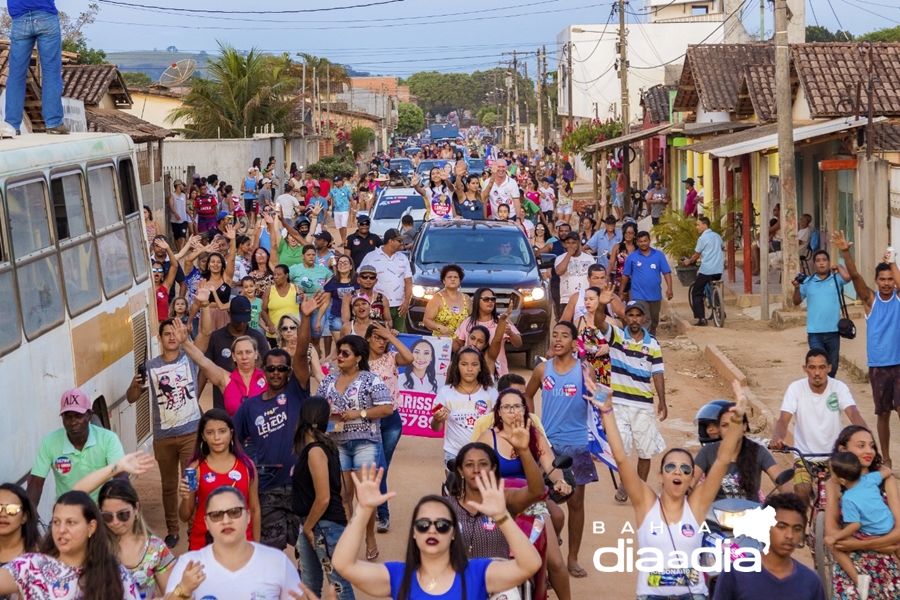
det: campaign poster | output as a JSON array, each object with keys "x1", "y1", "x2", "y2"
[{"x1": 396, "y1": 334, "x2": 453, "y2": 438}]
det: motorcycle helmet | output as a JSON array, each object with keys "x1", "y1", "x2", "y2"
[
  {"x1": 295, "y1": 215, "x2": 311, "y2": 230},
  {"x1": 695, "y1": 399, "x2": 733, "y2": 445}
]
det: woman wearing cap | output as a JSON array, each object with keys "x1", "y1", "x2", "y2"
[
  {"x1": 422, "y1": 264, "x2": 471, "y2": 338},
  {"x1": 341, "y1": 267, "x2": 389, "y2": 329},
  {"x1": 339, "y1": 291, "x2": 378, "y2": 339}
]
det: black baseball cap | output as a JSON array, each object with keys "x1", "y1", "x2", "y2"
[
  {"x1": 383, "y1": 228, "x2": 401, "y2": 241},
  {"x1": 315, "y1": 231, "x2": 333, "y2": 243},
  {"x1": 229, "y1": 296, "x2": 252, "y2": 323},
  {"x1": 357, "y1": 214, "x2": 371, "y2": 225},
  {"x1": 562, "y1": 232, "x2": 580, "y2": 242}
]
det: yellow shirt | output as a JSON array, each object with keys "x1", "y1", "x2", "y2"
[{"x1": 470, "y1": 413, "x2": 547, "y2": 443}]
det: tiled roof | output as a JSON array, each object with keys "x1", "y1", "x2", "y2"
[
  {"x1": 743, "y1": 64, "x2": 776, "y2": 122},
  {"x1": 792, "y1": 43, "x2": 900, "y2": 118},
  {"x1": 61, "y1": 65, "x2": 132, "y2": 107},
  {"x1": 0, "y1": 40, "x2": 46, "y2": 131},
  {"x1": 673, "y1": 44, "x2": 773, "y2": 115},
  {"x1": 84, "y1": 106, "x2": 174, "y2": 143},
  {"x1": 871, "y1": 120, "x2": 900, "y2": 152},
  {"x1": 641, "y1": 85, "x2": 675, "y2": 124}
]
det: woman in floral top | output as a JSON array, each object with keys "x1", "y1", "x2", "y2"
[
  {"x1": 319, "y1": 335, "x2": 393, "y2": 561},
  {"x1": 0, "y1": 484, "x2": 40, "y2": 600},
  {"x1": 0, "y1": 491, "x2": 140, "y2": 600},
  {"x1": 364, "y1": 323, "x2": 414, "y2": 534},
  {"x1": 576, "y1": 287, "x2": 612, "y2": 386}
]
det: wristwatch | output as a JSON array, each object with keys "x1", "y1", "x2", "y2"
[
  {"x1": 360, "y1": 409, "x2": 368, "y2": 419},
  {"x1": 173, "y1": 585, "x2": 193, "y2": 599}
]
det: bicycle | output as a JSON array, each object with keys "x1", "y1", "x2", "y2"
[
  {"x1": 774, "y1": 446, "x2": 834, "y2": 600},
  {"x1": 688, "y1": 276, "x2": 726, "y2": 327}
]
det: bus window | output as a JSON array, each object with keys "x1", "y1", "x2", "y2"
[
  {"x1": 61, "y1": 239, "x2": 101, "y2": 315},
  {"x1": 97, "y1": 228, "x2": 132, "y2": 296},
  {"x1": 51, "y1": 173, "x2": 88, "y2": 241},
  {"x1": 126, "y1": 217, "x2": 149, "y2": 282},
  {"x1": 17, "y1": 255, "x2": 64, "y2": 339},
  {"x1": 88, "y1": 166, "x2": 121, "y2": 230},
  {"x1": 7, "y1": 180, "x2": 51, "y2": 258},
  {"x1": 0, "y1": 270, "x2": 19, "y2": 354},
  {"x1": 118, "y1": 158, "x2": 139, "y2": 216}
]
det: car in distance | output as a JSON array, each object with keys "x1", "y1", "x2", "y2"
[
  {"x1": 363, "y1": 186, "x2": 428, "y2": 238},
  {"x1": 405, "y1": 220, "x2": 550, "y2": 365}
]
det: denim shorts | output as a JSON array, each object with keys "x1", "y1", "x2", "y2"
[
  {"x1": 323, "y1": 313, "x2": 343, "y2": 335},
  {"x1": 338, "y1": 439, "x2": 383, "y2": 471}
]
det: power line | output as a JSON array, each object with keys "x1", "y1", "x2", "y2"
[
  {"x1": 808, "y1": 0, "x2": 820, "y2": 27},
  {"x1": 838, "y1": 0, "x2": 900, "y2": 24},
  {"x1": 824, "y1": 0, "x2": 852, "y2": 38},
  {"x1": 97, "y1": 0, "x2": 406, "y2": 14},
  {"x1": 571, "y1": 5, "x2": 616, "y2": 63}
]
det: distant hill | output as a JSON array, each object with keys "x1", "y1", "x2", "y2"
[{"x1": 106, "y1": 50, "x2": 210, "y2": 83}]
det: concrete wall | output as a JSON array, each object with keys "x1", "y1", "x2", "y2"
[
  {"x1": 856, "y1": 155, "x2": 891, "y2": 281},
  {"x1": 123, "y1": 94, "x2": 187, "y2": 130},
  {"x1": 162, "y1": 134, "x2": 286, "y2": 187},
  {"x1": 286, "y1": 137, "x2": 320, "y2": 172}
]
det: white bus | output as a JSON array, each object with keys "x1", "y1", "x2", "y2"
[{"x1": 0, "y1": 133, "x2": 153, "y2": 513}]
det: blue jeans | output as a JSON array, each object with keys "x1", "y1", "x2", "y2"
[
  {"x1": 377, "y1": 410, "x2": 403, "y2": 521},
  {"x1": 6, "y1": 11, "x2": 63, "y2": 129},
  {"x1": 808, "y1": 331, "x2": 840, "y2": 378},
  {"x1": 296, "y1": 518, "x2": 355, "y2": 600}
]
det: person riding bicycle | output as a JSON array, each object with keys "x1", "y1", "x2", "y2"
[
  {"x1": 682, "y1": 216, "x2": 723, "y2": 327},
  {"x1": 769, "y1": 348, "x2": 867, "y2": 502}
]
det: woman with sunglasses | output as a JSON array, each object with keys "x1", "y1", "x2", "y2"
[
  {"x1": 341, "y1": 267, "x2": 389, "y2": 328},
  {"x1": 322, "y1": 255, "x2": 359, "y2": 356},
  {"x1": 0, "y1": 484, "x2": 40, "y2": 600},
  {"x1": 292, "y1": 396, "x2": 356, "y2": 600},
  {"x1": 178, "y1": 409, "x2": 261, "y2": 551},
  {"x1": 589, "y1": 377, "x2": 748, "y2": 600},
  {"x1": 431, "y1": 347, "x2": 497, "y2": 465},
  {"x1": 422, "y1": 265, "x2": 471, "y2": 338},
  {"x1": 0, "y1": 491, "x2": 140, "y2": 599},
  {"x1": 332, "y1": 465, "x2": 541, "y2": 600},
  {"x1": 165, "y1": 487, "x2": 302, "y2": 600},
  {"x1": 320, "y1": 336, "x2": 393, "y2": 561},
  {"x1": 277, "y1": 314, "x2": 325, "y2": 389},
  {"x1": 455, "y1": 289, "x2": 521, "y2": 377}
]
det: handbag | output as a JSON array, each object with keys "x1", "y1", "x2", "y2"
[{"x1": 835, "y1": 273, "x2": 856, "y2": 340}]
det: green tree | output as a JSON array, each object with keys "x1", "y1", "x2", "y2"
[
  {"x1": 121, "y1": 71, "x2": 153, "y2": 88},
  {"x1": 561, "y1": 119, "x2": 622, "y2": 168},
  {"x1": 62, "y1": 38, "x2": 107, "y2": 65},
  {"x1": 350, "y1": 126, "x2": 375, "y2": 156},
  {"x1": 294, "y1": 54, "x2": 350, "y2": 93},
  {"x1": 168, "y1": 43, "x2": 298, "y2": 139},
  {"x1": 397, "y1": 102, "x2": 425, "y2": 135},
  {"x1": 480, "y1": 111, "x2": 499, "y2": 128},
  {"x1": 805, "y1": 25, "x2": 852, "y2": 42},
  {"x1": 307, "y1": 154, "x2": 355, "y2": 180},
  {"x1": 857, "y1": 26, "x2": 900, "y2": 42}
]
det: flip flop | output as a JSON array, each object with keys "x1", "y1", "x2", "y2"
[
  {"x1": 568, "y1": 565, "x2": 588, "y2": 578},
  {"x1": 614, "y1": 487, "x2": 628, "y2": 504},
  {"x1": 366, "y1": 546, "x2": 380, "y2": 561}
]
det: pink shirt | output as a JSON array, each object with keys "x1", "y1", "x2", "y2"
[
  {"x1": 223, "y1": 368, "x2": 268, "y2": 416},
  {"x1": 455, "y1": 317, "x2": 521, "y2": 376}
]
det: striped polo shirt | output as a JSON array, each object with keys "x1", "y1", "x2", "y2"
[{"x1": 602, "y1": 325, "x2": 664, "y2": 408}]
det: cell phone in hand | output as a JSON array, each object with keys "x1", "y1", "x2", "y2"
[{"x1": 137, "y1": 363, "x2": 147, "y2": 384}]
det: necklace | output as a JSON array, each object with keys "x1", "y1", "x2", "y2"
[{"x1": 457, "y1": 382, "x2": 480, "y2": 398}]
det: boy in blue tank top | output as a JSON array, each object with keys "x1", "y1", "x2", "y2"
[{"x1": 525, "y1": 321, "x2": 598, "y2": 579}]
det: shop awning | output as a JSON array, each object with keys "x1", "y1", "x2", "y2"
[
  {"x1": 584, "y1": 122, "x2": 672, "y2": 153},
  {"x1": 680, "y1": 116, "x2": 886, "y2": 157}
]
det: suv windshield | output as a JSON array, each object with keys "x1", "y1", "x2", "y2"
[
  {"x1": 417, "y1": 227, "x2": 533, "y2": 266},
  {"x1": 374, "y1": 194, "x2": 424, "y2": 220}
]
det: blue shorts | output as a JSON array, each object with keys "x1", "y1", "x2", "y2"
[
  {"x1": 323, "y1": 313, "x2": 343, "y2": 336},
  {"x1": 338, "y1": 439, "x2": 383, "y2": 471},
  {"x1": 613, "y1": 191, "x2": 625, "y2": 208}
]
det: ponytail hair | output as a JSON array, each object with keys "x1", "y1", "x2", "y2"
[{"x1": 294, "y1": 396, "x2": 338, "y2": 456}]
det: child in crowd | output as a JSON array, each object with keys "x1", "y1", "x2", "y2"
[{"x1": 169, "y1": 297, "x2": 190, "y2": 328}]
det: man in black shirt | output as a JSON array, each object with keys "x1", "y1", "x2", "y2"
[
  {"x1": 345, "y1": 215, "x2": 382, "y2": 268},
  {"x1": 201, "y1": 296, "x2": 270, "y2": 410}
]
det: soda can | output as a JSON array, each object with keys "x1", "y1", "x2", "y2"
[
  {"x1": 887, "y1": 247, "x2": 897, "y2": 264},
  {"x1": 184, "y1": 467, "x2": 198, "y2": 492}
]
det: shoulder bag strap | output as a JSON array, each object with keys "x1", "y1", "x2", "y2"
[{"x1": 834, "y1": 273, "x2": 850, "y2": 319}]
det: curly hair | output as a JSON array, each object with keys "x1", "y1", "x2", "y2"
[{"x1": 445, "y1": 346, "x2": 492, "y2": 390}]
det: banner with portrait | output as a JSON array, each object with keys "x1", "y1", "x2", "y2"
[{"x1": 395, "y1": 334, "x2": 453, "y2": 438}]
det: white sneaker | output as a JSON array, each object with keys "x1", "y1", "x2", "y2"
[
  {"x1": 858, "y1": 573, "x2": 871, "y2": 600},
  {"x1": 0, "y1": 122, "x2": 17, "y2": 138}
]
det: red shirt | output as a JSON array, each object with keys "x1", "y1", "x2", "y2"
[
  {"x1": 189, "y1": 458, "x2": 254, "y2": 550},
  {"x1": 318, "y1": 179, "x2": 331, "y2": 198},
  {"x1": 155, "y1": 284, "x2": 169, "y2": 321},
  {"x1": 194, "y1": 194, "x2": 218, "y2": 218}
]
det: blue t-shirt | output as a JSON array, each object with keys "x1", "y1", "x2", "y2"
[
  {"x1": 323, "y1": 278, "x2": 359, "y2": 317},
  {"x1": 329, "y1": 186, "x2": 353, "y2": 212},
  {"x1": 586, "y1": 229, "x2": 622, "y2": 260},
  {"x1": 622, "y1": 248, "x2": 671, "y2": 302},
  {"x1": 184, "y1": 266, "x2": 202, "y2": 306},
  {"x1": 309, "y1": 196, "x2": 328, "y2": 212},
  {"x1": 712, "y1": 559, "x2": 826, "y2": 600},
  {"x1": 695, "y1": 228, "x2": 724, "y2": 275},
  {"x1": 289, "y1": 263, "x2": 332, "y2": 296},
  {"x1": 799, "y1": 273, "x2": 845, "y2": 334},
  {"x1": 842, "y1": 471, "x2": 894, "y2": 535},
  {"x1": 385, "y1": 558, "x2": 491, "y2": 600},
  {"x1": 540, "y1": 358, "x2": 588, "y2": 446},
  {"x1": 233, "y1": 375, "x2": 309, "y2": 492},
  {"x1": 8, "y1": 1, "x2": 57, "y2": 19}
]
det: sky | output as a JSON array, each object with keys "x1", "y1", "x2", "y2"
[{"x1": 65, "y1": 0, "x2": 896, "y2": 77}]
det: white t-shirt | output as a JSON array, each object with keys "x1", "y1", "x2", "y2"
[
  {"x1": 555, "y1": 252, "x2": 595, "y2": 299},
  {"x1": 538, "y1": 186, "x2": 556, "y2": 212},
  {"x1": 275, "y1": 193, "x2": 299, "y2": 221},
  {"x1": 780, "y1": 377, "x2": 857, "y2": 455},
  {"x1": 433, "y1": 385, "x2": 499, "y2": 457},
  {"x1": 166, "y1": 543, "x2": 301, "y2": 600},
  {"x1": 487, "y1": 176, "x2": 520, "y2": 216},
  {"x1": 360, "y1": 248, "x2": 413, "y2": 307}
]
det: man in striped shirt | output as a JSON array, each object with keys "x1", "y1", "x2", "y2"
[{"x1": 595, "y1": 293, "x2": 667, "y2": 493}]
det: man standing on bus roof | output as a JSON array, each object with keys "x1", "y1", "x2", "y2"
[
  {"x1": 127, "y1": 291, "x2": 213, "y2": 548},
  {"x1": 28, "y1": 389, "x2": 126, "y2": 511},
  {"x1": 3, "y1": 0, "x2": 68, "y2": 137}
]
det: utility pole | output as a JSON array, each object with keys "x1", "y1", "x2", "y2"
[
  {"x1": 326, "y1": 64, "x2": 331, "y2": 138},
  {"x1": 312, "y1": 66, "x2": 318, "y2": 135},
  {"x1": 543, "y1": 46, "x2": 551, "y2": 143},
  {"x1": 775, "y1": 0, "x2": 799, "y2": 308},
  {"x1": 301, "y1": 59, "x2": 307, "y2": 136},
  {"x1": 505, "y1": 70, "x2": 512, "y2": 148},
  {"x1": 618, "y1": 0, "x2": 631, "y2": 197},
  {"x1": 566, "y1": 40, "x2": 573, "y2": 130},
  {"x1": 536, "y1": 47, "x2": 543, "y2": 149},
  {"x1": 523, "y1": 59, "x2": 530, "y2": 151},
  {"x1": 760, "y1": 0, "x2": 765, "y2": 41},
  {"x1": 513, "y1": 51, "x2": 520, "y2": 149}
]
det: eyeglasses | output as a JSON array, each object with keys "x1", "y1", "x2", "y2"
[
  {"x1": 280, "y1": 325, "x2": 298, "y2": 332},
  {"x1": 481, "y1": 296, "x2": 497, "y2": 302},
  {"x1": 0, "y1": 503, "x2": 23, "y2": 516},
  {"x1": 206, "y1": 507, "x2": 245, "y2": 522},
  {"x1": 500, "y1": 403, "x2": 526, "y2": 413},
  {"x1": 101, "y1": 509, "x2": 133, "y2": 523},
  {"x1": 264, "y1": 365, "x2": 291, "y2": 373},
  {"x1": 359, "y1": 274, "x2": 377, "y2": 280},
  {"x1": 338, "y1": 349, "x2": 353, "y2": 359},
  {"x1": 663, "y1": 463, "x2": 694, "y2": 476},
  {"x1": 413, "y1": 518, "x2": 454, "y2": 534},
  {"x1": 151, "y1": 268, "x2": 164, "y2": 273}
]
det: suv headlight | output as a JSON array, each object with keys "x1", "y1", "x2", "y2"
[
  {"x1": 412, "y1": 285, "x2": 438, "y2": 299},
  {"x1": 519, "y1": 287, "x2": 545, "y2": 302}
]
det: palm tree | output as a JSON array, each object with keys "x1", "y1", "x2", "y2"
[
  {"x1": 168, "y1": 43, "x2": 298, "y2": 139},
  {"x1": 296, "y1": 53, "x2": 350, "y2": 94}
]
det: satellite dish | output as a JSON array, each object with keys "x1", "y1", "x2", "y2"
[{"x1": 158, "y1": 59, "x2": 196, "y2": 87}]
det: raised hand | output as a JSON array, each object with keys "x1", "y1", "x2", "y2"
[
  {"x1": 177, "y1": 560, "x2": 206, "y2": 595},
  {"x1": 598, "y1": 281, "x2": 616, "y2": 306},
  {"x1": 731, "y1": 379, "x2": 748, "y2": 419},
  {"x1": 498, "y1": 415, "x2": 531, "y2": 452},
  {"x1": 371, "y1": 322, "x2": 394, "y2": 341},
  {"x1": 465, "y1": 470, "x2": 507, "y2": 520},
  {"x1": 156, "y1": 237, "x2": 170, "y2": 251},
  {"x1": 224, "y1": 222, "x2": 236, "y2": 240},
  {"x1": 410, "y1": 173, "x2": 420, "y2": 187},
  {"x1": 171, "y1": 317, "x2": 189, "y2": 344},
  {"x1": 499, "y1": 300, "x2": 513, "y2": 321},
  {"x1": 351, "y1": 463, "x2": 396, "y2": 509},
  {"x1": 583, "y1": 377, "x2": 614, "y2": 413},
  {"x1": 114, "y1": 451, "x2": 156, "y2": 477},
  {"x1": 299, "y1": 290, "x2": 318, "y2": 317},
  {"x1": 832, "y1": 230, "x2": 851, "y2": 252}
]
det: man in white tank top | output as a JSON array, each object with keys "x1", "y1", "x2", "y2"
[{"x1": 168, "y1": 179, "x2": 190, "y2": 251}]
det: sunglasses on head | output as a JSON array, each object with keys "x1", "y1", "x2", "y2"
[
  {"x1": 101, "y1": 509, "x2": 132, "y2": 523},
  {"x1": 414, "y1": 518, "x2": 454, "y2": 534},
  {"x1": 206, "y1": 506, "x2": 245, "y2": 522},
  {"x1": 0, "y1": 503, "x2": 23, "y2": 516},
  {"x1": 663, "y1": 463, "x2": 693, "y2": 476},
  {"x1": 264, "y1": 365, "x2": 291, "y2": 373}
]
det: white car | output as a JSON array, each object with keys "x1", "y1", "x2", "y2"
[{"x1": 362, "y1": 187, "x2": 429, "y2": 238}]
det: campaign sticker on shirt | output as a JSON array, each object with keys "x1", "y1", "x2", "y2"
[
  {"x1": 53, "y1": 457, "x2": 72, "y2": 475},
  {"x1": 475, "y1": 400, "x2": 488, "y2": 415},
  {"x1": 451, "y1": 306, "x2": 460, "y2": 314},
  {"x1": 222, "y1": 348, "x2": 232, "y2": 359},
  {"x1": 255, "y1": 415, "x2": 266, "y2": 427},
  {"x1": 542, "y1": 376, "x2": 556, "y2": 390},
  {"x1": 651, "y1": 264, "x2": 658, "y2": 270},
  {"x1": 204, "y1": 472, "x2": 217, "y2": 484},
  {"x1": 257, "y1": 377, "x2": 266, "y2": 389},
  {"x1": 52, "y1": 581, "x2": 71, "y2": 597},
  {"x1": 353, "y1": 239, "x2": 361, "y2": 246},
  {"x1": 681, "y1": 524, "x2": 695, "y2": 538},
  {"x1": 481, "y1": 516, "x2": 498, "y2": 531},
  {"x1": 636, "y1": 262, "x2": 643, "y2": 267},
  {"x1": 157, "y1": 291, "x2": 165, "y2": 299},
  {"x1": 562, "y1": 384, "x2": 578, "y2": 397},
  {"x1": 277, "y1": 394, "x2": 287, "y2": 406},
  {"x1": 228, "y1": 470, "x2": 242, "y2": 482}
]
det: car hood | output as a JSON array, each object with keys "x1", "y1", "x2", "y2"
[{"x1": 413, "y1": 263, "x2": 541, "y2": 288}]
